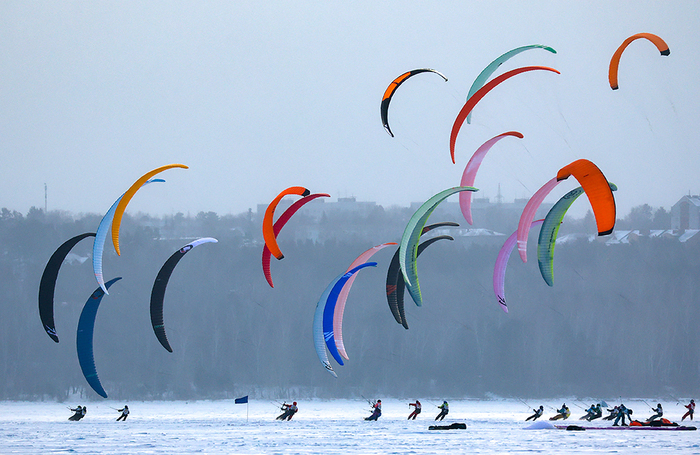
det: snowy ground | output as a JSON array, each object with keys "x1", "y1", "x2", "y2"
[{"x1": 0, "y1": 399, "x2": 698, "y2": 454}]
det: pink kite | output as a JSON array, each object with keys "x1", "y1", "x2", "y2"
[
  {"x1": 494, "y1": 220, "x2": 544, "y2": 313},
  {"x1": 334, "y1": 243, "x2": 396, "y2": 360},
  {"x1": 459, "y1": 131, "x2": 524, "y2": 225},
  {"x1": 517, "y1": 177, "x2": 560, "y2": 262}
]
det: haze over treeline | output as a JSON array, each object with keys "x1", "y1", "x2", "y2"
[{"x1": 0, "y1": 202, "x2": 695, "y2": 402}]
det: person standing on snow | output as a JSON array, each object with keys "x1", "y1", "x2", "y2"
[
  {"x1": 613, "y1": 404, "x2": 632, "y2": 426},
  {"x1": 683, "y1": 399, "x2": 695, "y2": 421},
  {"x1": 408, "y1": 400, "x2": 421, "y2": 420},
  {"x1": 435, "y1": 401, "x2": 449, "y2": 421},
  {"x1": 116, "y1": 405, "x2": 129, "y2": 421},
  {"x1": 276, "y1": 402, "x2": 298, "y2": 421},
  {"x1": 525, "y1": 405, "x2": 544, "y2": 421},
  {"x1": 68, "y1": 405, "x2": 86, "y2": 421},
  {"x1": 365, "y1": 400, "x2": 381, "y2": 421}
]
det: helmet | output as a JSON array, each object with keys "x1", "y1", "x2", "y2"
[
  {"x1": 377, "y1": 400, "x2": 381, "y2": 403},
  {"x1": 293, "y1": 402, "x2": 297, "y2": 405},
  {"x1": 692, "y1": 399, "x2": 695, "y2": 403},
  {"x1": 657, "y1": 403, "x2": 661, "y2": 407}
]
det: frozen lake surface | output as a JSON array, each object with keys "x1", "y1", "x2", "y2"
[{"x1": 0, "y1": 399, "x2": 698, "y2": 454}]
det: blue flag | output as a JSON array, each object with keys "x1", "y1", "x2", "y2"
[{"x1": 235, "y1": 396, "x2": 248, "y2": 404}]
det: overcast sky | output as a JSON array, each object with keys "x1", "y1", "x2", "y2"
[{"x1": 1, "y1": 1, "x2": 698, "y2": 220}]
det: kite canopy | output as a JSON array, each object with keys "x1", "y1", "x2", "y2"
[
  {"x1": 386, "y1": 222, "x2": 458, "y2": 329},
  {"x1": 322, "y1": 262, "x2": 377, "y2": 366},
  {"x1": 94, "y1": 179, "x2": 165, "y2": 294},
  {"x1": 262, "y1": 186, "x2": 311, "y2": 261},
  {"x1": 538, "y1": 183, "x2": 618, "y2": 287},
  {"x1": 494, "y1": 220, "x2": 544, "y2": 313},
  {"x1": 466, "y1": 44, "x2": 556, "y2": 124},
  {"x1": 517, "y1": 177, "x2": 561, "y2": 263},
  {"x1": 76, "y1": 277, "x2": 122, "y2": 398},
  {"x1": 450, "y1": 66, "x2": 560, "y2": 162},
  {"x1": 150, "y1": 238, "x2": 218, "y2": 353},
  {"x1": 381, "y1": 68, "x2": 448, "y2": 137},
  {"x1": 262, "y1": 193, "x2": 330, "y2": 288},
  {"x1": 609, "y1": 33, "x2": 669, "y2": 90},
  {"x1": 458, "y1": 131, "x2": 524, "y2": 224},
  {"x1": 38, "y1": 233, "x2": 96, "y2": 343},
  {"x1": 556, "y1": 159, "x2": 616, "y2": 236},
  {"x1": 399, "y1": 187, "x2": 477, "y2": 307},
  {"x1": 334, "y1": 243, "x2": 395, "y2": 360},
  {"x1": 111, "y1": 164, "x2": 188, "y2": 256}
]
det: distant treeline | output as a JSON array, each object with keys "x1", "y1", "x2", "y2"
[{"x1": 0, "y1": 204, "x2": 694, "y2": 402}]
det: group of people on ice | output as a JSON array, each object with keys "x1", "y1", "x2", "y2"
[
  {"x1": 67, "y1": 404, "x2": 129, "y2": 421},
  {"x1": 523, "y1": 399, "x2": 695, "y2": 425},
  {"x1": 363, "y1": 399, "x2": 450, "y2": 421}
]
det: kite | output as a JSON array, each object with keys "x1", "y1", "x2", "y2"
[
  {"x1": 322, "y1": 262, "x2": 377, "y2": 366},
  {"x1": 457, "y1": 131, "x2": 524, "y2": 224},
  {"x1": 262, "y1": 193, "x2": 330, "y2": 288},
  {"x1": 262, "y1": 186, "x2": 311, "y2": 261},
  {"x1": 399, "y1": 187, "x2": 477, "y2": 306},
  {"x1": 450, "y1": 66, "x2": 560, "y2": 161},
  {"x1": 334, "y1": 243, "x2": 396, "y2": 360},
  {"x1": 386, "y1": 222, "x2": 458, "y2": 328},
  {"x1": 390, "y1": 235, "x2": 454, "y2": 329},
  {"x1": 38, "y1": 233, "x2": 96, "y2": 343},
  {"x1": 94, "y1": 179, "x2": 165, "y2": 294},
  {"x1": 466, "y1": 44, "x2": 556, "y2": 124},
  {"x1": 111, "y1": 164, "x2": 188, "y2": 256},
  {"x1": 609, "y1": 33, "x2": 669, "y2": 90},
  {"x1": 150, "y1": 238, "x2": 218, "y2": 352},
  {"x1": 76, "y1": 277, "x2": 122, "y2": 398},
  {"x1": 537, "y1": 183, "x2": 618, "y2": 286},
  {"x1": 312, "y1": 263, "x2": 377, "y2": 377},
  {"x1": 381, "y1": 68, "x2": 448, "y2": 137},
  {"x1": 516, "y1": 177, "x2": 561, "y2": 262},
  {"x1": 556, "y1": 159, "x2": 616, "y2": 236},
  {"x1": 494, "y1": 221, "x2": 543, "y2": 313}
]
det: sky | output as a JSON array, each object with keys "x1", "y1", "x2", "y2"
[{"x1": 1, "y1": 1, "x2": 699, "y2": 220}]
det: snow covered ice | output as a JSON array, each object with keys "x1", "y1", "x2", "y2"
[{"x1": 0, "y1": 399, "x2": 698, "y2": 454}]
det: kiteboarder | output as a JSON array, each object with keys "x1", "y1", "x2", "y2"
[
  {"x1": 549, "y1": 404, "x2": 570, "y2": 420},
  {"x1": 525, "y1": 405, "x2": 544, "y2": 421},
  {"x1": 435, "y1": 401, "x2": 449, "y2": 421},
  {"x1": 276, "y1": 402, "x2": 298, "y2": 421},
  {"x1": 647, "y1": 403, "x2": 663, "y2": 422},
  {"x1": 68, "y1": 405, "x2": 86, "y2": 421},
  {"x1": 613, "y1": 404, "x2": 632, "y2": 426},
  {"x1": 116, "y1": 405, "x2": 129, "y2": 421},
  {"x1": 408, "y1": 400, "x2": 421, "y2": 420},
  {"x1": 581, "y1": 404, "x2": 596, "y2": 421},
  {"x1": 581, "y1": 403, "x2": 602, "y2": 421},
  {"x1": 603, "y1": 405, "x2": 619, "y2": 421},
  {"x1": 365, "y1": 400, "x2": 381, "y2": 421},
  {"x1": 682, "y1": 399, "x2": 695, "y2": 421}
]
